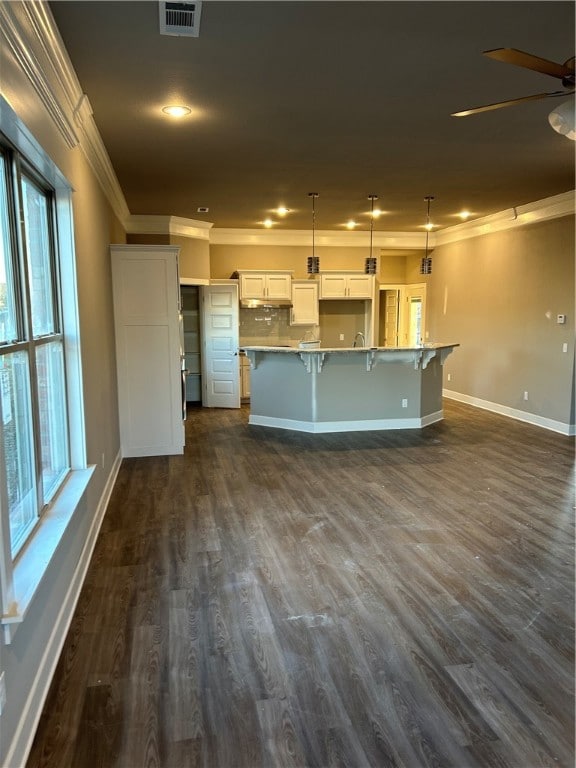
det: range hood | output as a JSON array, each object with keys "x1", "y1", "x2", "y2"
[{"x1": 240, "y1": 299, "x2": 293, "y2": 309}]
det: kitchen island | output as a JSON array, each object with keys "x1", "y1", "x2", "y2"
[{"x1": 241, "y1": 344, "x2": 458, "y2": 433}]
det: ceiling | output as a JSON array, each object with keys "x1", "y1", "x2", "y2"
[{"x1": 48, "y1": 1, "x2": 575, "y2": 232}]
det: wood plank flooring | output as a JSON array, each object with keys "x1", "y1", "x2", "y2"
[{"x1": 26, "y1": 400, "x2": 574, "y2": 768}]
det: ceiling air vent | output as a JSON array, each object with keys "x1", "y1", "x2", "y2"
[{"x1": 159, "y1": 1, "x2": 202, "y2": 37}]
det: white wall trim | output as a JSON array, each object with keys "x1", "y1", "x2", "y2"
[
  {"x1": 4, "y1": 451, "x2": 122, "y2": 768},
  {"x1": 435, "y1": 190, "x2": 575, "y2": 246},
  {"x1": 248, "y1": 411, "x2": 444, "y2": 433},
  {"x1": 126, "y1": 214, "x2": 213, "y2": 240},
  {"x1": 443, "y1": 389, "x2": 575, "y2": 436}
]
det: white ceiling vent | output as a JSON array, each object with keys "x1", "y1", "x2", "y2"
[{"x1": 159, "y1": 1, "x2": 202, "y2": 37}]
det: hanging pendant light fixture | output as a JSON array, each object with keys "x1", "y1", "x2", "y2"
[
  {"x1": 420, "y1": 195, "x2": 435, "y2": 275},
  {"x1": 307, "y1": 192, "x2": 320, "y2": 274},
  {"x1": 365, "y1": 194, "x2": 378, "y2": 274}
]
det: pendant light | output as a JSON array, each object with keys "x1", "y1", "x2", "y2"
[
  {"x1": 420, "y1": 195, "x2": 434, "y2": 275},
  {"x1": 365, "y1": 194, "x2": 378, "y2": 274},
  {"x1": 307, "y1": 192, "x2": 320, "y2": 274}
]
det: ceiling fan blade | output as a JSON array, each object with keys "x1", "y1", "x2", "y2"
[
  {"x1": 483, "y1": 48, "x2": 572, "y2": 79},
  {"x1": 451, "y1": 91, "x2": 570, "y2": 117}
]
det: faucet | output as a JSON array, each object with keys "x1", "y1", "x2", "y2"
[{"x1": 353, "y1": 332, "x2": 365, "y2": 347}]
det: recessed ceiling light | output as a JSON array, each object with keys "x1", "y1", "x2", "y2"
[
  {"x1": 424, "y1": 222, "x2": 435, "y2": 231},
  {"x1": 346, "y1": 220, "x2": 357, "y2": 229},
  {"x1": 162, "y1": 105, "x2": 192, "y2": 118},
  {"x1": 458, "y1": 210, "x2": 472, "y2": 220},
  {"x1": 276, "y1": 207, "x2": 291, "y2": 216},
  {"x1": 262, "y1": 218, "x2": 274, "y2": 228}
]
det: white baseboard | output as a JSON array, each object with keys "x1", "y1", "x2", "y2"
[
  {"x1": 6, "y1": 452, "x2": 122, "y2": 768},
  {"x1": 443, "y1": 389, "x2": 575, "y2": 436},
  {"x1": 248, "y1": 411, "x2": 444, "y2": 433}
]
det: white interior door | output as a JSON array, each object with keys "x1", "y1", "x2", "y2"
[
  {"x1": 384, "y1": 289, "x2": 400, "y2": 346},
  {"x1": 201, "y1": 283, "x2": 240, "y2": 408}
]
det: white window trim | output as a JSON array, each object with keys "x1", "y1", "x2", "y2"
[{"x1": 0, "y1": 95, "x2": 93, "y2": 644}]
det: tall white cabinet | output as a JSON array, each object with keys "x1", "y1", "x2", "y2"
[{"x1": 111, "y1": 245, "x2": 185, "y2": 457}]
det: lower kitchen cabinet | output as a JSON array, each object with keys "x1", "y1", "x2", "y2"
[{"x1": 240, "y1": 354, "x2": 251, "y2": 400}]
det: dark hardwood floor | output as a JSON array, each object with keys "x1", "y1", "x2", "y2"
[{"x1": 26, "y1": 400, "x2": 574, "y2": 768}]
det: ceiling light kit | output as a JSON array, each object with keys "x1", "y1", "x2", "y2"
[
  {"x1": 420, "y1": 196, "x2": 435, "y2": 276},
  {"x1": 365, "y1": 194, "x2": 378, "y2": 275},
  {"x1": 548, "y1": 98, "x2": 576, "y2": 140},
  {"x1": 161, "y1": 105, "x2": 192, "y2": 118}
]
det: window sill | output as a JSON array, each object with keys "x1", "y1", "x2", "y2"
[{"x1": 2, "y1": 466, "x2": 95, "y2": 644}]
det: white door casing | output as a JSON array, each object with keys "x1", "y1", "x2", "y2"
[
  {"x1": 201, "y1": 283, "x2": 240, "y2": 408},
  {"x1": 402, "y1": 284, "x2": 427, "y2": 346}
]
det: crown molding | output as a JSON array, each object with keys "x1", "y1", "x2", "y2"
[
  {"x1": 2, "y1": 0, "x2": 130, "y2": 222},
  {"x1": 0, "y1": 1, "x2": 78, "y2": 148},
  {"x1": 208, "y1": 228, "x2": 428, "y2": 248},
  {"x1": 4, "y1": 2, "x2": 572, "y2": 247},
  {"x1": 126, "y1": 215, "x2": 213, "y2": 240},
  {"x1": 435, "y1": 190, "x2": 575, "y2": 246}
]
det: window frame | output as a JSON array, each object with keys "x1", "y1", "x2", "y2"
[{"x1": 0, "y1": 94, "x2": 92, "y2": 644}]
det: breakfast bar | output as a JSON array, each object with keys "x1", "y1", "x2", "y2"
[{"x1": 241, "y1": 343, "x2": 459, "y2": 433}]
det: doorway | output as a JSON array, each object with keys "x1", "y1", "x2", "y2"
[{"x1": 379, "y1": 284, "x2": 427, "y2": 347}]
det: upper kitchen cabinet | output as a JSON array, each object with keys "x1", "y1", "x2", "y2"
[
  {"x1": 320, "y1": 272, "x2": 375, "y2": 300},
  {"x1": 237, "y1": 270, "x2": 292, "y2": 300},
  {"x1": 111, "y1": 245, "x2": 185, "y2": 457},
  {"x1": 290, "y1": 280, "x2": 319, "y2": 325}
]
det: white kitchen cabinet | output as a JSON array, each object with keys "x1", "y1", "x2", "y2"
[
  {"x1": 238, "y1": 270, "x2": 292, "y2": 300},
  {"x1": 290, "y1": 280, "x2": 319, "y2": 325},
  {"x1": 111, "y1": 244, "x2": 184, "y2": 457},
  {"x1": 320, "y1": 273, "x2": 375, "y2": 299}
]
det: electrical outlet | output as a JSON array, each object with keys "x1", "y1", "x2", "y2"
[
  {"x1": 563, "y1": 343, "x2": 568, "y2": 353},
  {"x1": 0, "y1": 671, "x2": 6, "y2": 716},
  {"x1": 101, "y1": 452, "x2": 105, "y2": 469},
  {"x1": 523, "y1": 391, "x2": 529, "y2": 401},
  {"x1": 339, "y1": 334, "x2": 345, "y2": 341},
  {"x1": 447, "y1": 373, "x2": 452, "y2": 381},
  {"x1": 401, "y1": 398, "x2": 408, "y2": 408}
]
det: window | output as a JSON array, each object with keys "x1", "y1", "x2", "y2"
[
  {"x1": 0, "y1": 142, "x2": 70, "y2": 557},
  {"x1": 0, "y1": 95, "x2": 91, "y2": 645}
]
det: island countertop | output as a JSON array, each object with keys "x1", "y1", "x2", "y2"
[
  {"x1": 240, "y1": 343, "x2": 457, "y2": 353},
  {"x1": 241, "y1": 343, "x2": 459, "y2": 373},
  {"x1": 241, "y1": 343, "x2": 459, "y2": 433}
]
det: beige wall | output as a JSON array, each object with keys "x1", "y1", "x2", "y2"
[
  {"x1": 210, "y1": 244, "x2": 422, "y2": 282},
  {"x1": 427, "y1": 215, "x2": 575, "y2": 425},
  {"x1": 173, "y1": 235, "x2": 210, "y2": 281},
  {"x1": 1, "y1": 9, "x2": 124, "y2": 763}
]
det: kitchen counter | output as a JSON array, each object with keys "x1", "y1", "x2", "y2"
[{"x1": 240, "y1": 343, "x2": 459, "y2": 433}]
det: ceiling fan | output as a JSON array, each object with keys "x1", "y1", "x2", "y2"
[{"x1": 451, "y1": 48, "x2": 575, "y2": 118}]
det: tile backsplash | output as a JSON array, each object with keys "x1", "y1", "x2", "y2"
[{"x1": 239, "y1": 307, "x2": 315, "y2": 346}]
